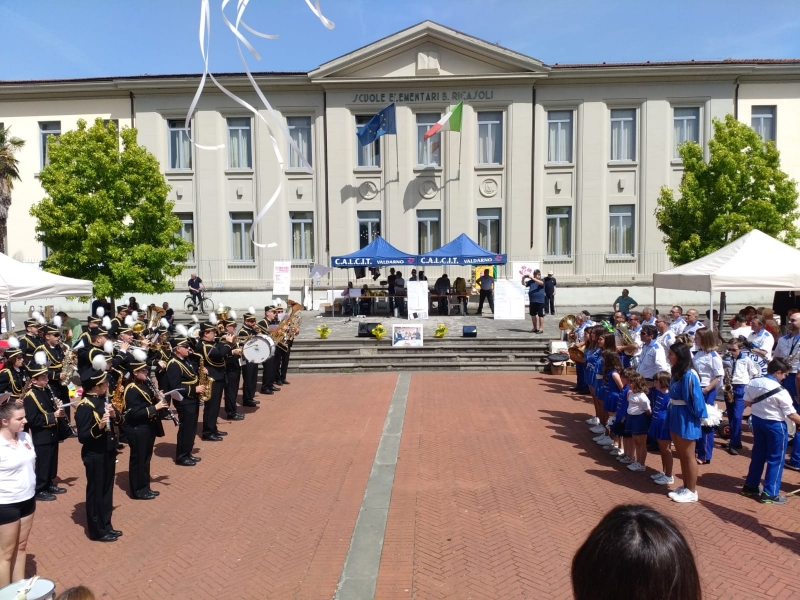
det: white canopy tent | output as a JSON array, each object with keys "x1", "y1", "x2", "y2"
[
  {"x1": 652, "y1": 230, "x2": 800, "y2": 331},
  {"x1": 0, "y1": 253, "x2": 93, "y2": 301}
]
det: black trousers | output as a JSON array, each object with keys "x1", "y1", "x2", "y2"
[
  {"x1": 241, "y1": 363, "x2": 258, "y2": 404},
  {"x1": 33, "y1": 441, "x2": 58, "y2": 493},
  {"x1": 224, "y1": 366, "x2": 241, "y2": 415},
  {"x1": 261, "y1": 356, "x2": 277, "y2": 391},
  {"x1": 175, "y1": 400, "x2": 199, "y2": 461},
  {"x1": 477, "y1": 290, "x2": 494, "y2": 314},
  {"x1": 81, "y1": 448, "x2": 115, "y2": 540},
  {"x1": 279, "y1": 347, "x2": 291, "y2": 382},
  {"x1": 122, "y1": 423, "x2": 155, "y2": 496},
  {"x1": 545, "y1": 294, "x2": 555, "y2": 315},
  {"x1": 202, "y1": 378, "x2": 224, "y2": 435}
]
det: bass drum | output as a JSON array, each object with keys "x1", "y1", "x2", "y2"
[{"x1": 242, "y1": 335, "x2": 276, "y2": 364}]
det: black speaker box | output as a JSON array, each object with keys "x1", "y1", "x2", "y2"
[
  {"x1": 462, "y1": 325, "x2": 478, "y2": 338},
  {"x1": 358, "y1": 322, "x2": 382, "y2": 337}
]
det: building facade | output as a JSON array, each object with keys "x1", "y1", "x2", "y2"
[{"x1": 2, "y1": 21, "x2": 800, "y2": 297}]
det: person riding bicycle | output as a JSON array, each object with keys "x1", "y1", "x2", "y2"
[{"x1": 188, "y1": 274, "x2": 206, "y2": 309}]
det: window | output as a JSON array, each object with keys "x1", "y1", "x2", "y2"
[
  {"x1": 547, "y1": 111, "x2": 573, "y2": 163},
  {"x1": 176, "y1": 213, "x2": 195, "y2": 262},
  {"x1": 168, "y1": 119, "x2": 192, "y2": 170},
  {"x1": 416, "y1": 113, "x2": 441, "y2": 167},
  {"x1": 39, "y1": 121, "x2": 61, "y2": 168},
  {"x1": 227, "y1": 118, "x2": 252, "y2": 169},
  {"x1": 357, "y1": 211, "x2": 381, "y2": 249},
  {"x1": 417, "y1": 209, "x2": 441, "y2": 253},
  {"x1": 230, "y1": 212, "x2": 254, "y2": 262},
  {"x1": 477, "y1": 111, "x2": 503, "y2": 165},
  {"x1": 751, "y1": 106, "x2": 776, "y2": 142},
  {"x1": 290, "y1": 212, "x2": 314, "y2": 260},
  {"x1": 355, "y1": 115, "x2": 381, "y2": 167},
  {"x1": 610, "y1": 109, "x2": 636, "y2": 161},
  {"x1": 609, "y1": 205, "x2": 635, "y2": 256},
  {"x1": 287, "y1": 116, "x2": 312, "y2": 168},
  {"x1": 477, "y1": 208, "x2": 501, "y2": 254},
  {"x1": 673, "y1": 107, "x2": 699, "y2": 158},
  {"x1": 546, "y1": 207, "x2": 571, "y2": 257}
]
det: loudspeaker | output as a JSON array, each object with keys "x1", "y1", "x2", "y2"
[
  {"x1": 462, "y1": 325, "x2": 478, "y2": 338},
  {"x1": 358, "y1": 322, "x2": 382, "y2": 337}
]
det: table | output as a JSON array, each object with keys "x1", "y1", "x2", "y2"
[{"x1": 429, "y1": 294, "x2": 471, "y2": 316}]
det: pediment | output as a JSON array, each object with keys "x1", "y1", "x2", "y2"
[{"x1": 310, "y1": 21, "x2": 549, "y2": 81}]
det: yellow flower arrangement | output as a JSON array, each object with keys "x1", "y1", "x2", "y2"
[
  {"x1": 371, "y1": 324, "x2": 387, "y2": 340},
  {"x1": 433, "y1": 323, "x2": 448, "y2": 338},
  {"x1": 317, "y1": 324, "x2": 331, "y2": 339}
]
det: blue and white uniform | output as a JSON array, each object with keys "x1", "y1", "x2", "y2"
[
  {"x1": 694, "y1": 349, "x2": 725, "y2": 462},
  {"x1": 604, "y1": 369, "x2": 622, "y2": 413},
  {"x1": 668, "y1": 369, "x2": 707, "y2": 440},
  {"x1": 670, "y1": 317, "x2": 687, "y2": 335},
  {"x1": 648, "y1": 385, "x2": 672, "y2": 442},
  {"x1": 637, "y1": 340, "x2": 669, "y2": 380},
  {"x1": 747, "y1": 329, "x2": 775, "y2": 376},
  {"x1": 643, "y1": 316, "x2": 656, "y2": 326},
  {"x1": 725, "y1": 353, "x2": 761, "y2": 449},
  {"x1": 657, "y1": 329, "x2": 676, "y2": 355},
  {"x1": 774, "y1": 333, "x2": 800, "y2": 399},
  {"x1": 744, "y1": 376, "x2": 796, "y2": 498},
  {"x1": 574, "y1": 320, "x2": 594, "y2": 393},
  {"x1": 684, "y1": 320, "x2": 705, "y2": 351}
]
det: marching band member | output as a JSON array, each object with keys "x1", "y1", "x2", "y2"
[
  {"x1": 166, "y1": 336, "x2": 206, "y2": 466},
  {"x1": 73, "y1": 315, "x2": 101, "y2": 349},
  {"x1": 774, "y1": 313, "x2": 800, "y2": 470},
  {"x1": 0, "y1": 350, "x2": 26, "y2": 401},
  {"x1": 572, "y1": 311, "x2": 593, "y2": 395},
  {"x1": 106, "y1": 305, "x2": 129, "y2": 339},
  {"x1": 226, "y1": 318, "x2": 250, "y2": 414},
  {"x1": 239, "y1": 311, "x2": 260, "y2": 404},
  {"x1": 649, "y1": 371, "x2": 675, "y2": 485},
  {"x1": 147, "y1": 325, "x2": 171, "y2": 392},
  {"x1": 721, "y1": 340, "x2": 760, "y2": 456},
  {"x1": 613, "y1": 311, "x2": 634, "y2": 369},
  {"x1": 635, "y1": 325, "x2": 669, "y2": 383},
  {"x1": 121, "y1": 358, "x2": 168, "y2": 500},
  {"x1": 23, "y1": 357, "x2": 66, "y2": 502},
  {"x1": 198, "y1": 321, "x2": 234, "y2": 440},
  {"x1": 668, "y1": 306, "x2": 686, "y2": 335},
  {"x1": 741, "y1": 358, "x2": 800, "y2": 505},
  {"x1": 641, "y1": 307, "x2": 656, "y2": 326},
  {"x1": 75, "y1": 365, "x2": 120, "y2": 542},
  {"x1": 259, "y1": 306, "x2": 281, "y2": 395},
  {"x1": 683, "y1": 309, "x2": 705, "y2": 350},
  {"x1": 627, "y1": 312, "x2": 644, "y2": 366},
  {"x1": 747, "y1": 315, "x2": 774, "y2": 375},
  {"x1": 692, "y1": 329, "x2": 724, "y2": 465},
  {"x1": 655, "y1": 316, "x2": 676, "y2": 354},
  {"x1": 76, "y1": 327, "x2": 112, "y2": 375},
  {"x1": 40, "y1": 324, "x2": 75, "y2": 435},
  {"x1": 17, "y1": 319, "x2": 42, "y2": 362}
]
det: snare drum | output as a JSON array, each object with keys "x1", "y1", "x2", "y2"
[
  {"x1": 0, "y1": 578, "x2": 56, "y2": 600},
  {"x1": 242, "y1": 335, "x2": 276, "y2": 364}
]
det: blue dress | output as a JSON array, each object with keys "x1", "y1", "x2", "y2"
[
  {"x1": 648, "y1": 388, "x2": 672, "y2": 441},
  {"x1": 585, "y1": 348, "x2": 597, "y2": 391},
  {"x1": 595, "y1": 357, "x2": 606, "y2": 403},
  {"x1": 667, "y1": 370, "x2": 707, "y2": 440},
  {"x1": 603, "y1": 370, "x2": 621, "y2": 412}
]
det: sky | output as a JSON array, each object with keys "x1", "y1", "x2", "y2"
[{"x1": 2, "y1": 0, "x2": 800, "y2": 81}]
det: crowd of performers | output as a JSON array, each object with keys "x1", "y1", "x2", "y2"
[
  {"x1": 567, "y1": 306, "x2": 800, "y2": 505},
  {"x1": 0, "y1": 302, "x2": 299, "y2": 550}
]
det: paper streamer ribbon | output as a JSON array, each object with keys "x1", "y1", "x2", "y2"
[{"x1": 185, "y1": 0, "x2": 334, "y2": 247}]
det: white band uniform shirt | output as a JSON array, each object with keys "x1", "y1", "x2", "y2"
[
  {"x1": 693, "y1": 350, "x2": 725, "y2": 388},
  {"x1": 729, "y1": 354, "x2": 762, "y2": 385},
  {"x1": 748, "y1": 330, "x2": 775, "y2": 362},
  {"x1": 656, "y1": 330, "x2": 676, "y2": 355},
  {"x1": 670, "y1": 317, "x2": 686, "y2": 335},
  {"x1": 0, "y1": 431, "x2": 36, "y2": 503},
  {"x1": 643, "y1": 317, "x2": 656, "y2": 326},
  {"x1": 626, "y1": 391, "x2": 651, "y2": 415},
  {"x1": 632, "y1": 326, "x2": 643, "y2": 360},
  {"x1": 574, "y1": 320, "x2": 594, "y2": 344},
  {"x1": 636, "y1": 341, "x2": 669, "y2": 379},
  {"x1": 731, "y1": 325, "x2": 753, "y2": 339},
  {"x1": 774, "y1": 333, "x2": 800, "y2": 373},
  {"x1": 746, "y1": 377, "x2": 796, "y2": 421}
]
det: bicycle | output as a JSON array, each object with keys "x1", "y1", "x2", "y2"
[{"x1": 184, "y1": 291, "x2": 214, "y2": 314}]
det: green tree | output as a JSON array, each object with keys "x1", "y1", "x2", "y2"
[
  {"x1": 656, "y1": 113, "x2": 799, "y2": 265},
  {"x1": 0, "y1": 125, "x2": 25, "y2": 255},
  {"x1": 30, "y1": 118, "x2": 192, "y2": 299}
]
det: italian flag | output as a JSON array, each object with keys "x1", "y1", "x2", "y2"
[{"x1": 423, "y1": 102, "x2": 463, "y2": 140}]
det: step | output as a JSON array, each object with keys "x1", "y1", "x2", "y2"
[
  {"x1": 291, "y1": 352, "x2": 545, "y2": 363},
  {"x1": 290, "y1": 345, "x2": 550, "y2": 355},
  {"x1": 290, "y1": 360, "x2": 546, "y2": 373}
]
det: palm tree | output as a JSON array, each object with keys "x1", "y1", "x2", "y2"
[{"x1": 0, "y1": 125, "x2": 25, "y2": 255}]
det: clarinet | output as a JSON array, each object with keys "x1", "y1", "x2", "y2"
[
  {"x1": 45, "y1": 382, "x2": 75, "y2": 438},
  {"x1": 147, "y1": 377, "x2": 179, "y2": 427}
]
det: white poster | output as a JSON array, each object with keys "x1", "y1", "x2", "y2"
[
  {"x1": 512, "y1": 261, "x2": 540, "y2": 306},
  {"x1": 493, "y1": 279, "x2": 526, "y2": 320},
  {"x1": 272, "y1": 261, "x2": 291, "y2": 296},
  {"x1": 406, "y1": 281, "x2": 429, "y2": 320}
]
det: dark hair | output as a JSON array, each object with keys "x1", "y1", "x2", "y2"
[
  {"x1": 572, "y1": 504, "x2": 702, "y2": 600},
  {"x1": 734, "y1": 314, "x2": 746, "y2": 324},
  {"x1": 768, "y1": 358, "x2": 791, "y2": 375},
  {"x1": 655, "y1": 371, "x2": 672, "y2": 390},
  {"x1": 602, "y1": 332, "x2": 616, "y2": 352},
  {"x1": 673, "y1": 305, "x2": 683, "y2": 314},
  {"x1": 602, "y1": 350, "x2": 622, "y2": 378},
  {"x1": 627, "y1": 372, "x2": 648, "y2": 393},
  {"x1": 57, "y1": 586, "x2": 96, "y2": 600},
  {"x1": 640, "y1": 324, "x2": 657, "y2": 338},
  {"x1": 0, "y1": 401, "x2": 23, "y2": 425},
  {"x1": 669, "y1": 343, "x2": 694, "y2": 381},
  {"x1": 628, "y1": 311, "x2": 641, "y2": 321},
  {"x1": 621, "y1": 367, "x2": 637, "y2": 380}
]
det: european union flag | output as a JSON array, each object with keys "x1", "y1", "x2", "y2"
[{"x1": 357, "y1": 103, "x2": 396, "y2": 146}]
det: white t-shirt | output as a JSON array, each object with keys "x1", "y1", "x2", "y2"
[
  {"x1": 746, "y1": 376, "x2": 796, "y2": 422},
  {"x1": 730, "y1": 325, "x2": 753, "y2": 339},
  {"x1": 627, "y1": 391, "x2": 651, "y2": 415},
  {"x1": 0, "y1": 431, "x2": 36, "y2": 503}
]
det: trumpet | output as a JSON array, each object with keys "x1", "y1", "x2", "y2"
[{"x1": 113, "y1": 339, "x2": 148, "y2": 350}]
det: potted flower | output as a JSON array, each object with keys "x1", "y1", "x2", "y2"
[
  {"x1": 317, "y1": 324, "x2": 331, "y2": 339},
  {"x1": 371, "y1": 324, "x2": 387, "y2": 340},
  {"x1": 434, "y1": 323, "x2": 448, "y2": 338}
]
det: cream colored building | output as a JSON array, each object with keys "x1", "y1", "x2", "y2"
[{"x1": 1, "y1": 21, "x2": 799, "y2": 304}]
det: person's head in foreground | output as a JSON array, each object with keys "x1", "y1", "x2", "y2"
[{"x1": 572, "y1": 504, "x2": 702, "y2": 600}]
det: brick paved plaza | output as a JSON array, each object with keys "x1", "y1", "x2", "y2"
[{"x1": 26, "y1": 373, "x2": 800, "y2": 599}]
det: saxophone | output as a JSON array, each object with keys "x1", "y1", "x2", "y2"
[
  {"x1": 197, "y1": 356, "x2": 212, "y2": 403},
  {"x1": 111, "y1": 376, "x2": 126, "y2": 424},
  {"x1": 60, "y1": 342, "x2": 77, "y2": 384}
]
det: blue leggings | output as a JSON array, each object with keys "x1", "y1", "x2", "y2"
[
  {"x1": 696, "y1": 387, "x2": 718, "y2": 462},
  {"x1": 725, "y1": 384, "x2": 746, "y2": 449},
  {"x1": 745, "y1": 415, "x2": 787, "y2": 497}
]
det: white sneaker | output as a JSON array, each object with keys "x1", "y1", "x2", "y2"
[
  {"x1": 650, "y1": 471, "x2": 665, "y2": 480},
  {"x1": 610, "y1": 448, "x2": 624, "y2": 456},
  {"x1": 627, "y1": 462, "x2": 646, "y2": 472},
  {"x1": 671, "y1": 488, "x2": 698, "y2": 503},
  {"x1": 668, "y1": 486, "x2": 686, "y2": 499},
  {"x1": 595, "y1": 436, "x2": 612, "y2": 445},
  {"x1": 619, "y1": 456, "x2": 634, "y2": 464},
  {"x1": 592, "y1": 434, "x2": 606, "y2": 441},
  {"x1": 589, "y1": 425, "x2": 605, "y2": 434},
  {"x1": 586, "y1": 417, "x2": 600, "y2": 425},
  {"x1": 654, "y1": 474, "x2": 674, "y2": 485}
]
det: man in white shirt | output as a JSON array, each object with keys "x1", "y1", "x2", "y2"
[
  {"x1": 721, "y1": 340, "x2": 762, "y2": 455},
  {"x1": 641, "y1": 307, "x2": 656, "y2": 326},
  {"x1": 730, "y1": 314, "x2": 752, "y2": 339},
  {"x1": 684, "y1": 309, "x2": 705, "y2": 339},
  {"x1": 627, "y1": 312, "x2": 644, "y2": 365},
  {"x1": 741, "y1": 358, "x2": 800, "y2": 504},
  {"x1": 636, "y1": 324, "x2": 669, "y2": 380},
  {"x1": 476, "y1": 269, "x2": 495, "y2": 315},
  {"x1": 669, "y1": 306, "x2": 686, "y2": 335},
  {"x1": 747, "y1": 315, "x2": 774, "y2": 375},
  {"x1": 774, "y1": 313, "x2": 800, "y2": 469},
  {"x1": 655, "y1": 316, "x2": 676, "y2": 355}
]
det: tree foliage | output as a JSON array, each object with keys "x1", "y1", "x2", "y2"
[
  {"x1": 31, "y1": 118, "x2": 192, "y2": 298},
  {"x1": 0, "y1": 125, "x2": 25, "y2": 254},
  {"x1": 655, "y1": 114, "x2": 799, "y2": 265}
]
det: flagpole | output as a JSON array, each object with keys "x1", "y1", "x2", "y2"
[
  {"x1": 458, "y1": 129, "x2": 462, "y2": 180},
  {"x1": 395, "y1": 132, "x2": 399, "y2": 182}
]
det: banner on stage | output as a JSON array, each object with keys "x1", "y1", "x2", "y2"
[
  {"x1": 272, "y1": 261, "x2": 291, "y2": 296},
  {"x1": 512, "y1": 261, "x2": 540, "y2": 305},
  {"x1": 407, "y1": 281, "x2": 429, "y2": 320},
  {"x1": 392, "y1": 324, "x2": 423, "y2": 347},
  {"x1": 493, "y1": 279, "x2": 526, "y2": 320}
]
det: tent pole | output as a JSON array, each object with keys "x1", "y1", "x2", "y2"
[
  {"x1": 653, "y1": 287, "x2": 657, "y2": 318},
  {"x1": 709, "y1": 292, "x2": 714, "y2": 332}
]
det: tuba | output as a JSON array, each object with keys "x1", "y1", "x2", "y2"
[
  {"x1": 145, "y1": 304, "x2": 166, "y2": 330},
  {"x1": 559, "y1": 315, "x2": 578, "y2": 341},
  {"x1": 615, "y1": 322, "x2": 637, "y2": 356},
  {"x1": 270, "y1": 300, "x2": 303, "y2": 351}
]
